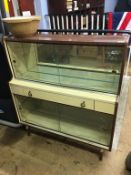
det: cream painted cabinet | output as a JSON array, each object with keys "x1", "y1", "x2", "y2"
[{"x1": 4, "y1": 34, "x2": 130, "y2": 151}]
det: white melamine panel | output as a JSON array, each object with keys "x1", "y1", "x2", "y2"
[
  {"x1": 10, "y1": 79, "x2": 117, "y2": 114},
  {"x1": 95, "y1": 101, "x2": 115, "y2": 115},
  {"x1": 10, "y1": 81, "x2": 94, "y2": 110}
]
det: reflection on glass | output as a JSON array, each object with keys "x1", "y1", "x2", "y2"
[{"x1": 7, "y1": 42, "x2": 124, "y2": 94}]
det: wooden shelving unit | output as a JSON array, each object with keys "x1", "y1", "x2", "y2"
[{"x1": 48, "y1": 0, "x2": 104, "y2": 15}]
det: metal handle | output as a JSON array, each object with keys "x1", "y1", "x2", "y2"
[
  {"x1": 13, "y1": 60, "x2": 16, "y2": 63},
  {"x1": 80, "y1": 101, "x2": 86, "y2": 108},
  {"x1": 28, "y1": 91, "x2": 32, "y2": 97}
]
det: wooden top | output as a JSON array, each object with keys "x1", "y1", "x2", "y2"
[{"x1": 4, "y1": 34, "x2": 130, "y2": 46}]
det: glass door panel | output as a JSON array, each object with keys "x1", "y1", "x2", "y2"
[
  {"x1": 7, "y1": 42, "x2": 60, "y2": 84},
  {"x1": 15, "y1": 95, "x2": 60, "y2": 131},
  {"x1": 60, "y1": 105, "x2": 113, "y2": 147},
  {"x1": 58, "y1": 45, "x2": 123, "y2": 94},
  {"x1": 37, "y1": 44, "x2": 123, "y2": 94}
]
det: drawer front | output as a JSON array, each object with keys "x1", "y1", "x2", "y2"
[
  {"x1": 10, "y1": 84, "x2": 116, "y2": 115},
  {"x1": 95, "y1": 101, "x2": 115, "y2": 115},
  {"x1": 10, "y1": 84, "x2": 94, "y2": 110}
]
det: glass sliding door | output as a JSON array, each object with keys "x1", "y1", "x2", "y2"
[
  {"x1": 15, "y1": 95, "x2": 60, "y2": 131},
  {"x1": 7, "y1": 41, "x2": 123, "y2": 94}
]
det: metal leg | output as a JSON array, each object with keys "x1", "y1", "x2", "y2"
[
  {"x1": 25, "y1": 125, "x2": 31, "y2": 136},
  {"x1": 66, "y1": 139, "x2": 105, "y2": 161},
  {"x1": 99, "y1": 149, "x2": 104, "y2": 161},
  {"x1": 125, "y1": 152, "x2": 131, "y2": 171}
]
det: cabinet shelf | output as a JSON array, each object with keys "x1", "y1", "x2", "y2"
[{"x1": 21, "y1": 65, "x2": 119, "y2": 94}]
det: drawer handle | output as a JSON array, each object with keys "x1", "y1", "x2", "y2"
[
  {"x1": 13, "y1": 60, "x2": 16, "y2": 63},
  {"x1": 80, "y1": 101, "x2": 86, "y2": 108},
  {"x1": 28, "y1": 91, "x2": 32, "y2": 97}
]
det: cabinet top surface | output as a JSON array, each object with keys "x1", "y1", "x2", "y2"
[{"x1": 4, "y1": 34, "x2": 130, "y2": 46}]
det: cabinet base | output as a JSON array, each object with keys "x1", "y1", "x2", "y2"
[{"x1": 25, "y1": 125, "x2": 105, "y2": 161}]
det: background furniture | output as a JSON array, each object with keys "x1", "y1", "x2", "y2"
[
  {"x1": 48, "y1": 0, "x2": 118, "y2": 15},
  {"x1": 0, "y1": 35, "x2": 19, "y2": 126}
]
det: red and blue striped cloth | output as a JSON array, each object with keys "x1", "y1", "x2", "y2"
[{"x1": 108, "y1": 12, "x2": 131, "y2": 30}]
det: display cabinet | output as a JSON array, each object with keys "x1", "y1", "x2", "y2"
[{"x1": 4, "y1": 34, "x2": 130, "y2": 152}]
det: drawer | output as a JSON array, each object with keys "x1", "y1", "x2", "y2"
[
  {"x1": 10, "y1": 80, "x2": 117, "y2": 115},
  {"x1": 95, "y1": 101, "x2": 115, "y2": 115},
  {"x1": 10, "y1": 84, "x2": 94, "y2": 110}
]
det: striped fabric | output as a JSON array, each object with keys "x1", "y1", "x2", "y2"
[{"x1": 108, "y1": 12, "x2": 131, "y2": 30}]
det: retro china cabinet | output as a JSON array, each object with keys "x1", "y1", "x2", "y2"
[{"x1": 3, "y1": 34, "x2": 130, "y2": 154}]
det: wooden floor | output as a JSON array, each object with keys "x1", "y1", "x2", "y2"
[{"x1": 0, "y1": 80, "x2": 131, "y2": 175}]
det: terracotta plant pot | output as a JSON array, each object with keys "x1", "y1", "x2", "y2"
[{"x1": 2, "y1": 16, "x2": 41, "y2": 37}]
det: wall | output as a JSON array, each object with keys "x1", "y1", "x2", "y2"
[
  {"x1": 34, "y1": 0, "x2": 48, "y2": 29},
  {"x1": 105, "y1": 0, "x2": 118, "y2": 12}
]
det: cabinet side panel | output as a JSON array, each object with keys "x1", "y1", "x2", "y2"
[{"x1": 112, "y1": 75, "x2": 130, "y2": 150}]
